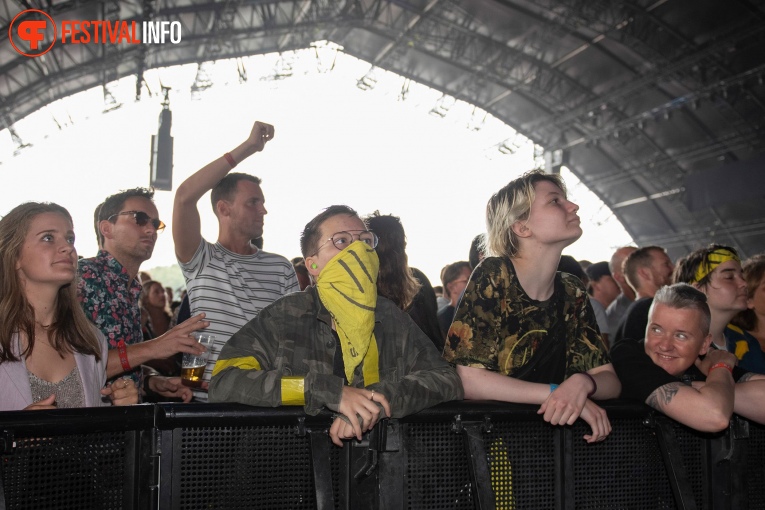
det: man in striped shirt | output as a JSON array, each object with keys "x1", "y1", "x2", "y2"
[{"x1": 173, "y1": 121, "x2": 299, "y2": 400}]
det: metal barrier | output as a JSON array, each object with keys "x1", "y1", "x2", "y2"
[{"x1": 1, "y1": 401, "x2": 762, "y2": 509}]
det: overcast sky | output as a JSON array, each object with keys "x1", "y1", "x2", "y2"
[{"x1": 0, "y1": 46, "x2": 631, "y2": 286}]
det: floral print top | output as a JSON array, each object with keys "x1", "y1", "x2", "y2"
[
  {"x1": 77, "y1": 250, "x2": 143, "y2": 385},
  {"x1": 443, "y1": 256, "x2": 609, "y2": 383}
]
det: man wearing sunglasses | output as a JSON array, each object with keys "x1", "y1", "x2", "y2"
[
  {"x1": 173, "y1": 121, "x2": 299, "y2": 401},
  {"x1": 78, "y1": 187, "x2": 210, "y2": 402}
]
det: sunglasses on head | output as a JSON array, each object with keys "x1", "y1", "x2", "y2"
[{"x1": 108, "y1": 210, "x2": 166, "y2": 232}]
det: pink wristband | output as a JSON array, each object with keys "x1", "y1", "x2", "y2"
[{"x1": 223, "y1": 152, "x2": 237, "y2": 169}]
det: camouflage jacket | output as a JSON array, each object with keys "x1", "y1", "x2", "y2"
[
  {"x1": 209, "y1": 287, "x2": 463, "y2": 417},
  {"x1": 443, "y1": 256, "x2": 610, "y2": 382}
]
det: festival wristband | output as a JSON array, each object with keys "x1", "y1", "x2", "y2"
[
  {"x1": 580, "y1": 372, "x2": 598, "y2": 397},
  {"x1": 223, "y1": 152, "x2": 237, "y2": 169},
  {"x1": 117, "y1": 339, "x2": 131, "y2": 372},
  {"x1": 550, "y1": 384, "x2": 559, "y2": 393},
  {"x1": 709, "y1": 362, "x2": 734, "y2": 374}
]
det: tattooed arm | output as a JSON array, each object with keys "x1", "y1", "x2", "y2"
[{"x1": 645, "y1": 368, "x2": 735, "y2": 432}]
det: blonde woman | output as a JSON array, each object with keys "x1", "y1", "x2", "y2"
[{"x1": 443, "y1": 171, "x2": 620, "y2": 442}]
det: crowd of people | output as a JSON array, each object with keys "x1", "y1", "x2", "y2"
[{"x1": 1, "y1": 120, "x2": 764, "y2": 449}]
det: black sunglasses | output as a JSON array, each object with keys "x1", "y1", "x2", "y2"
[{"x1": 107, "y1": 211, "x2": 166, "y2": 232}]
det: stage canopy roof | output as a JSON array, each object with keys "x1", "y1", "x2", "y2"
[{"x1": 2, "y1": 0, "x2": 764, "y2": 259}]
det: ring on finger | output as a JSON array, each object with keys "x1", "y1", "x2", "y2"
[{"x1": 370, "y1": 390, "x2": 375, "y2": 401}]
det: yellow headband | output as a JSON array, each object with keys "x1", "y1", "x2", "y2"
[{"x1": 694, "y1": 248, "x2": 739, "y2": 283}]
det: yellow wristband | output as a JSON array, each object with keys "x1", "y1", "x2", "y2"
[{"x1": 280, "y1": 376, "x2": 306, "y2": 406}]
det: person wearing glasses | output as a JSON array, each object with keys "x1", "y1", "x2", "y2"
[
  {"x1": 209, "y1": 205, "x2": 462, "y2": 446},
  {"x1": 173, "y1": 121, "x2": 298, "y2": 401},
  {"x1": 78, "y1": 188, "x2": 209, "y2": 402},
  {"x1": 438, "y1": 261, "x2": 472, "y2": 340}
]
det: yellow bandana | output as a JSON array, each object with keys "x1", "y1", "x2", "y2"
[
  {"x1": 316, "y1": 241, "x2": 380, "y2": 384},
  {"x1": 694, "y1": 248, "x2": 740, "y2": 283}
]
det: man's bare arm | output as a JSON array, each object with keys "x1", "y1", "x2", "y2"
[
  {"x1": 733, "y1": 373, "x2": 765, "y2": 424},
  {"x1": 173, "y1": 121, "x2": 274, "y2": 263}
]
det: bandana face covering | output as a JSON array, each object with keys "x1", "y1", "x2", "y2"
[
  {"x1": 694, "y1": 248, "x2": 740, "y2": 283},
  {"x1": 316, "y1": 240, "x2": 380, "y2": 384}
]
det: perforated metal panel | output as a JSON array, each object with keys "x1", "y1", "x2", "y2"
[
  {"x1": 330, "y1": 444, "x2": 343, "y2": 510},
  {"x1": 175, "y1": 426, "x2": 320, "y2": 510},
  {"x1": 747, "y1": 422, "x2": 765, "y2": 509},
  {"x1": 1, "y1": 431, "x2": 128, "y2": 510},
  {"x1": 573, "y1": 418, "x2": 676, "y2": 509},
  {"x1": 486, "y1": 421, "x2": 557, "y2": 509},
  {"x1": 674, "y1": 421, "x2": 708, "y2": 509},
  {"x1": 405, "y1": 422, "x2": 474, "y2": 509}
]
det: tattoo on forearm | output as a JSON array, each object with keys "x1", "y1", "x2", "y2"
[
  {"x1": 646, "y1": 382, "x2": 681, "y2": 410},
  {"x1": 738, "y1": 372, "x2": 755, "y2": 382}
]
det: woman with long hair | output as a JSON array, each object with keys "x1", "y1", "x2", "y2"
[
  {"x1": 140, "y1": 279, "x2": 181, "y2": 377},
  {"x1": 364, "y1": 212, "x2": 443, "y2": 350},
  {"x1": 443, "y1": 170, "x2": 620, "y2": 443},
  {"x1": 140, "y1": 280, "x2": 172, "y2": 338},
  {"x1": 0, "y1": 202, "x2": 137, "y2": 410}
]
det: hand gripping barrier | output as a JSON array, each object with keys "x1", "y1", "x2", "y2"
[{"x1": 1, "y1": 401, "x2": 763, "y2": 509}]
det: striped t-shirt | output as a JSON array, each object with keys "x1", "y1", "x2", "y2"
[{"x1": 179, "y1": 240, "x2": 299, "y2": 400}]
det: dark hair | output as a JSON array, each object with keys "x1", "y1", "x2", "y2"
[
  {"x1": 95, "y1": 187, "x2": 155, "y2": 246},
  {"x1": 557, "y1": 255, "x2": 586, "y2": 283},
  {"x1": 364, "y1": 211, "x2": 420, "y2": 310},
  {"x1": 299, "y1": 205, "x2": 359, "y2": 257},
  {"x1": 210, "y1": 173, "x2": 262, "y2": 215},
  {"x1": 673, "y1": 244, "x2": 739, "y2": 287},
  {"x1": 650, "y1": 283, "x2": 711, "y2": 336},
  {"x1": 0, "y1": 202, "x2": 101, "y2": 363},
  {"x1": 469, "y1": 234, "x2": 485, "y2": 270},
  {"x1": 441, "y1": 261, "x2": 471, "y2": 299},
  {"x1": 732, "y1": 254, "x2": 765, "y2": 331},
  {"x1": 624, "y1": 246, "x2": 665, "y2": 292}
]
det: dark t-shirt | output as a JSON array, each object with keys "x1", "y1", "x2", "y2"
[
  {"x1": 612, "y1": 340, "x2": 747, "y2": 402},
  {"x1": 438, "y1": 305, "x2": 456, "y2": 341},
  {"x1": 613, "y1": 297, "x2": 653, "y2": 346},
  {"x1": 408, "y1": 268, "x2": 445, "y2": 352}
]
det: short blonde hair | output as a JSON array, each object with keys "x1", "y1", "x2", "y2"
[{"x1": 485, "y1": 170, "x2": 567, "y2": 258}]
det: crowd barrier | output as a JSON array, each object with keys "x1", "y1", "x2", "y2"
[{"x1": 1, "y1": 401, "x2": 763, "y2": 509}]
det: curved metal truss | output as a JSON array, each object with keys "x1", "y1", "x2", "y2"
[{"x1": 2, "y1": 0, "x2": 765, "y2": 257}]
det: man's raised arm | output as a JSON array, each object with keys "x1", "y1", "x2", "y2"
[{"x1": 173, "y1": 121, "x2": 274, "y2": 263}]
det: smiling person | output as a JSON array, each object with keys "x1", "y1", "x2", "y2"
[
  {"x1": 78, "y1": 189, "x2": 209, "y2": 403},
  {"x1": 0, "y1": 202, "x2": 138, "y2": 411},
  {"x1": 443, "y1": 170, "x2": 620, "y2": 443},
  {"x1": 611, "y1": 283, "x2": 765, "y2": 431},
  {"x1": 673, "y1": 245, "x2": 765, "y2": 374},
  {"x1": 173, "y1": 121, "x2": 298, "y2": 401},
  {"x1": 209, "y1": 205, "x2": 463, "y2": 446}
]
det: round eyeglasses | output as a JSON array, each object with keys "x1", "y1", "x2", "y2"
[{"x1": 315, "y1": 230, "x2": 378, "y2": 254}]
